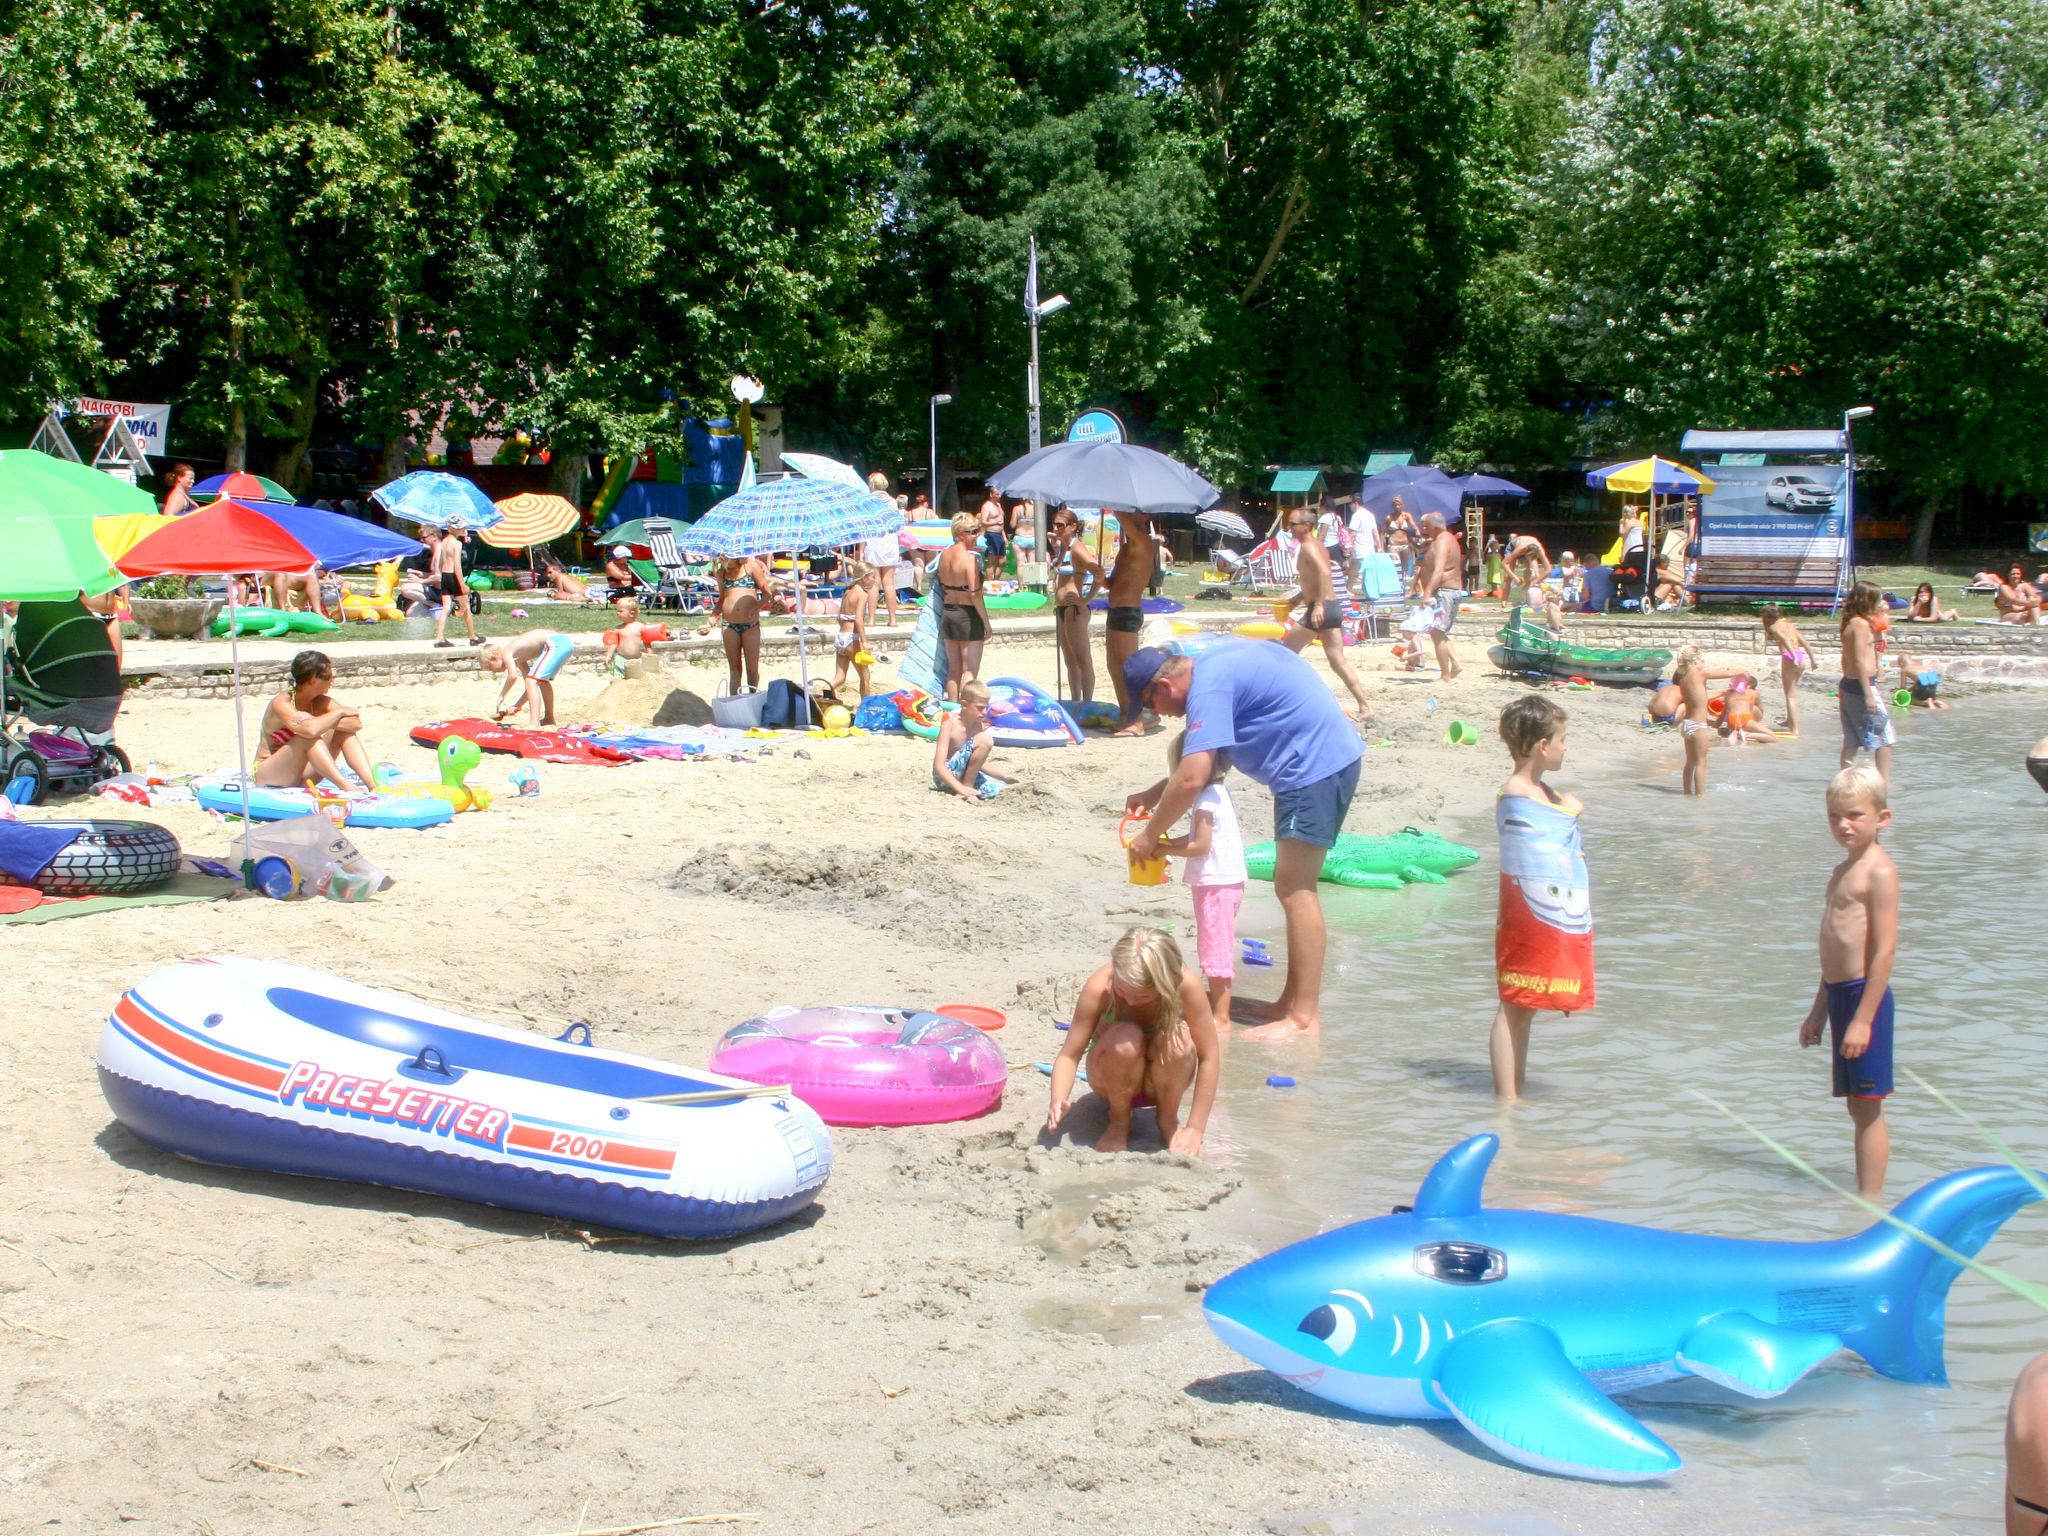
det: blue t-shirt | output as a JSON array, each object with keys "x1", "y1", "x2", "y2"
[{"x1": 1182, "y1": 643, "x2": 1363, "y2": 793}]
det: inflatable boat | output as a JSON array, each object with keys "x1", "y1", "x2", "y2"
[
  {"x1": 982, "y1": 677, "x2": 1082, "y2": 747},
  {"x1": 97, "y1": 959, "x2": 833, "y2": 1239},
  {"x1": 195, "y1": 777, "x2": 453, "y2": 829}
]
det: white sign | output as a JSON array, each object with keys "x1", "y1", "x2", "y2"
[{"x1": 70, "y1": 397, "x2": 174, "y2": 455}]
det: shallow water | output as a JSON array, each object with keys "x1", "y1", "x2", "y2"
[{"x1": 1207, "y1": 689, "x2": 2048, "y2": 1531}]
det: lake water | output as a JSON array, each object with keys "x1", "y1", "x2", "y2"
[{"x1": 1204, "y1": 689, "x2": 2048, "y2": 1531}]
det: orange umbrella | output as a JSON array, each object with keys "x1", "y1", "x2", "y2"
[{"x1": 481, "y1": 492, "x2": 581, "y2": 549}]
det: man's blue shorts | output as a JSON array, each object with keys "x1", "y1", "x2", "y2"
[
  {"x1": 1827, "y1": 978, "x2": 1894, "y2": 1099},
  {"x1": 1272, "y1": 758, "x2": 1361, "y2": 850}
]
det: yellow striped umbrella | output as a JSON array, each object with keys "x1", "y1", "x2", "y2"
[
  {"x1": 481, "y1": 492, "x2": 582, "y2": 549},
  {"x1": 95, "y1": 512, "x2": 172, "y2": 560}
]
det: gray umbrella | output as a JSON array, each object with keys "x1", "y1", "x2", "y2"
[
  {"x1": 988, "y1": 439, "x2": 1218, "y2": 515},
  {"x1": 1357, "y1": 464, "x2": 1462, "y2": 524},
  {"x1": 1195, "y1": 509, "x2": 1255, "y2": 540}
]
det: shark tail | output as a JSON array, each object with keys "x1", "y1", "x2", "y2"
[{"x1": 1852, "y1": 1165, "x2": 2044, "y2": 1385}]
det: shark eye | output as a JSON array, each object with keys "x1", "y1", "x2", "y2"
[{"x1": 1298, "y1": 1303, "x2": 1356, "y2": 1355}]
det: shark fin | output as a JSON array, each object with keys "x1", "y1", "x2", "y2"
[
  {"x1": 1851, "y1": 1164, "x2": 2046, "y2": 1385},
  {"x1": 1412, "y1": 1134, "x2": 1497, "y2": 1218},
  {"x1": 1430, "y1": 1318, "x2": 1681, "y2": 1482},
  {"x1": 1676, "y1": 1311, "x2": 1841, "y2": 1398}
]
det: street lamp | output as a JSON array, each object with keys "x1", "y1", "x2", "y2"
[
  {"x1": 731, "y1": 374, "x2": 765, "y2": 462},
  {"x1": 1024, "y1": 237, "x2": 1070, "y2": 590},
  {"x1": 929, "y1": 393, "x2": 954, "y2": 508},
  {"x1": 1842, "y1": 406, "x2": 1874, "y2": 586}
]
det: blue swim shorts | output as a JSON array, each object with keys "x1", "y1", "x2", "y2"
[
  {"x1": 532, "y1": 632, "x2": 574, "y2": 682},
  {"x1": 1838, "y1": 677, "x2": 1896, "y2": 753},
  {"x1": 1826, "y1": 977, "x2": 1894, "y2": 1099},
  {"x1": 1272, "y1": 758, "x2": 1361, "y2": 849}
]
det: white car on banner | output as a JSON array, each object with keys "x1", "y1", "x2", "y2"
[{"x1": 1764, "y1": 473, "x2": 1837, "y2": 511}]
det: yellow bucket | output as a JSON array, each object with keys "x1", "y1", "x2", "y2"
[{"x1": 1120, "y1": 812, "x2": 1168, "y2": 885}]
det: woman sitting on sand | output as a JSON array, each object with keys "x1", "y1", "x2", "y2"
[
  {"x1": 1045, "y1": 927, "x2": 1220, "y2": 1156},
  {"x1": 253, "y1": 650, "x2": 375, "y2": 792}
]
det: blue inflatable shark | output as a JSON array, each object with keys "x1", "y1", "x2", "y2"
[{"x1": 1203, "y1": 1133, "x2": 2040, "y2": 1481}]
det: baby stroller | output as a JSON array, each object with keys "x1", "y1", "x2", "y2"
[{"x1": 2, "y1": 598, "x2": 130, "y2": 806}]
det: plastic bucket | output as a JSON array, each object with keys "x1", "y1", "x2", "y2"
[
  {"x1": 1119, "y1": 810, "x2": 1169, "y2": 885},
  {"x1": 1444, "y1": 720, "x2": 1480, "y2": 745}
]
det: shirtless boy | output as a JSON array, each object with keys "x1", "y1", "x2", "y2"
[
  {"x1": 1281, "y1": 507, "x2": 1373, "y2": 721},
  {"x1": 1105, "y1": 512, "x2": 1156, "y2": 735},
  {"x1": 431, "y1": 520, "x2": 480, "y2": 648},
  {"x1": 1838, "y1": 580, "x2": 1896, "y2": 783},
  {"x1": 1050, "y1": 509, "x2": 1102, "y2": 701},
  {"x1": 482, "y1": 629, "x2": 575, "y2": 726},
  {"x1": 1797, "y1": 765, "x2": 1899, "y2": 1196},
  {"x1": 254, "y1": 650, "x2": 375, "y2": 792}
]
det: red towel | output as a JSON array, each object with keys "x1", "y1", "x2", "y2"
[
  {"x1": 1494, "y1": 795, "x2": 1596, "y2": 1013},
  {"x1": 410, "y1": 720, "x2": 634, "y2": 766}
]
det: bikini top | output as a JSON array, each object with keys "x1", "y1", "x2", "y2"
[{"x1": 726, "y1": 570, "x2": 759, "y2": 591}]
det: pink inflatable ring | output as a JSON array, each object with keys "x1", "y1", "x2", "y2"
[{"x1": 707, "y1": 1006, "x2": 1007, "y2": 1127}]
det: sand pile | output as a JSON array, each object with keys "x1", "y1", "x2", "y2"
[{"x1": 580, "y1": 668, "x2": 715, "y2": 727}]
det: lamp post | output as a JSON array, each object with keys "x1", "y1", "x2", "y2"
[
  {"x1": 731, "y1": 374, "x2": 765, "y2": 463},
  {"x1": 1843, "y1": 405, "x2": 1874, "y2": 590},
  {"x1": 1024, "y1": 236, "x2": 1070, "y2": 588},
  {"x1": 929, "y1": 393, "x2": 953, "y2": 509}
]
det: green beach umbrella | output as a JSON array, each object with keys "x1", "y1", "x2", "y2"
[
  {"x1": 0, "y1": 501, "x2": 125, "y2": 600},
  {"x1": 0, "y1": 448, "x2": 158, "y2": 520}
]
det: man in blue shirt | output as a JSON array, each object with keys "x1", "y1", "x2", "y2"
[{"x1": 1123, "y1": 644, "x2": 1362, "y2": 1039}]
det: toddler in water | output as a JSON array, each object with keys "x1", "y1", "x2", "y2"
[
  {"x1": 1492, "y1": 696, "x2": 1595, "y2": 1098},
  {"x1": 1798, "y1": 765, "x2": 1899, "y2": 1196},
  {"x1": 931, "y1": 681, "x2": 1016, "y2": 801},
  {"x1": 1156, "y1": 733, "x2": 1246, "y2": 1024},
  {"x1": 1046, "y1": 927, "x2": 1221, "y2": 1155}
]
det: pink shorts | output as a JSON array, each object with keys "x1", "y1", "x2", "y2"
[{"x1": 1191, "y1": 882, "x2": 1245, "y2": 978}]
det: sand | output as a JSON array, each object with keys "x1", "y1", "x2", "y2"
[{"x1": 1, "y1": 624, "x2": 1755, "y2": 1534}]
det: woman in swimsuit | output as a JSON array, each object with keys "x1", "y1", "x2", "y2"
[
  {"x1": 699, "y1": 555, "x2": 775, "y2": 696},
  {"x1": 1759, "y1": 604, "x2": 1810, "y2": 736},
  {"x1": 936, "y1": 513, "x2": 989, "y2": 701},
  {"x1": 253, "y1": 650, "x2": 375, "y2": 792},
  {"x1": 1045, "y1": 926, "x2": 1220, "y2": 1156},
  {"x1": 1906, "y1": 581, "x2": 1957, "y2": 623}
]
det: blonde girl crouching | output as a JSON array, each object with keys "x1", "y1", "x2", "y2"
[{"x1": 1046, "y1": 927, "x2": 1221, "y2": 1155}]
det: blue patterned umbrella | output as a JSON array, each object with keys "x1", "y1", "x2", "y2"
[
  {"x1": 676, "y1": 476, "x2": 900, "y2": 559},
  {"x1": 371, "y1": 471, "x2": 504, "y2": 530}
]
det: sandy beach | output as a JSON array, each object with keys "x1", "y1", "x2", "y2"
[{"x1": 2, "y1": 623, "x2": 1769, "y2": 1534}]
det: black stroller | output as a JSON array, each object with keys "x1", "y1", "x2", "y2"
[{"x1": 2, "y1": 599, "x2": 130, "y2": 806}]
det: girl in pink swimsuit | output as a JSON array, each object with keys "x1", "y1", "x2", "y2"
[{"x1": 1759, "y1": 604, "x2": 1810, "y2": 737}]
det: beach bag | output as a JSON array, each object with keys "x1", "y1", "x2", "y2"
[
  {"x1": 759, "y1": 678, "x2": 815, "y2": 730},
  {"x1": 853, "y1": 695, "x2": 904, "y2": 732}
]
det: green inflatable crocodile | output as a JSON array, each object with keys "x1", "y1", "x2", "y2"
[{"x1": 1243, "y1": 827, "x2": 1481, "y2": 890}]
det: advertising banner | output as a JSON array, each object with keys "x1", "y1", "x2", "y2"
[
  {"x1": 71, "y1": 397, "x2": 173, "y2": 456},
  {"x1": 1694, "y1": 462, "x2": 1850, "y2": 596},
  {"x1": 1066, "y1": 409, "x2": 1125, "y2": 445}
]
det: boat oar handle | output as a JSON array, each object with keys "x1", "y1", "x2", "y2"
[{"x1": 635, "y1": 1083, "x2": 794, "y2": 1106}]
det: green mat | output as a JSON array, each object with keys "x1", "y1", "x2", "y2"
[{"x1": 0, "y1": 871, "x2": 236, "y2": 924}]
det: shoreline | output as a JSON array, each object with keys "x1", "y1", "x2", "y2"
[{"x1": 0, "y1": 630, "x2": 1968, "y2": 1532}]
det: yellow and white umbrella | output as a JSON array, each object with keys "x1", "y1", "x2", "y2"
[{"x1": 480, "y1": 492, "x2": 582, "y2": 550}]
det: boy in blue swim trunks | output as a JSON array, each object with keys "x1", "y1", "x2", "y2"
[
  {"x1": 482, "y1": 629, "x2": 574, "y2": 727},
  {"x1": 1798, "y1": 765, "x2": 1899, "y2": 1196}
]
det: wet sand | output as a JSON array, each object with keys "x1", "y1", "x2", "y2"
[{"x1": 2, "y1": 624, "x2": 1773, "y2": 1533}]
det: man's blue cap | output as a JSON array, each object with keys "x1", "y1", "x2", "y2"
[{"x1": 1122, "y1": 646, "x2": 1171, "y2": 723}]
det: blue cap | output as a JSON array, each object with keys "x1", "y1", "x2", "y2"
[{"x1": 1121, "y1": 646, "x2": 1171, "y2": 723}]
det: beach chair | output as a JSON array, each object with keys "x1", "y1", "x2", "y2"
[
  {"x1": 640, "y1": 520, "x2": 715, "y2": 613},
  {"x1": 2, "y1": 599, "x2": 129, "y2": 804},
  {"x1": 1351, "y1": 553, "x2": 1408, "y2": 641}
]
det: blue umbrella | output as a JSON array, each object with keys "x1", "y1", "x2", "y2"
[
  {"x1": 1357, "y1": 465, "x2": 1462, "y2": 525},
  {"x1": 1452, "y1": 474, "x2": 1529, "y2": 499},
  {"x1": 372, "y1": 471, "x2": 504, "y2": 530},
  {"x1": 263, "y1": 505, "x2": 424, "y2": 569},
  {"x1": 676, "y1": 477, "x2": 901, "y2": 698},
  {"x1": 675, "y1": 476, "x2": 900, "y2": 559}
]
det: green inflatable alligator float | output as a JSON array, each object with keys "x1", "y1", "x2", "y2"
[
  {"x1": 210, "y1": 607, "x2": 343, "y2": 639},
  {"x1": 1488, "y1": 610, "x2": 1670, "y2": 686},
  {"x1": 1243, "y1": 826, "x2": 1481, "y2": 891}
]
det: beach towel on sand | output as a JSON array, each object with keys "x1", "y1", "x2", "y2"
[
  {"x1": 1495, "y1": 794, "x2": 1595, "y2": 1012},
  {"x1": 410, "y1": 720, "x2": 634, "y2": 766}
]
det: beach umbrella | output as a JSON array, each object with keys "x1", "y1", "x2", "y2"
[
  {"x1": 0, "y1": 505, "x2": 127, "y2": 601},
  {"x1": 115, "y1": 501, "x2": 425, "y2": 846},
  {"x1": 1356, "y1": 464, "x2": 1463, "y2": 525},
  {"x1": 1195, "y1": 509, "x2": 1256, "y2": 541},
  {"x1": 372, "y1": 470, "x2": 503, "y2": 530},
  {"x1": 1452, "y1": 474, "x2": 1530, "y2": 499},
  {"x1": 677, "y1": 477, "x2": 902, "y2": 694},
  {"x1": 191, "y1": 471, "x2": 294, "y2": 507},
  {"x1": 94, "y1": 512, "x2": 172, "y2": 560},
  {"x1": 481, "y1": 492, "x2": 581, "y2": 550},
  {"x1": 987, "y1": 439, "x2": 1218, "y2": 515},
  {"x1": 1585, "y1": 457, "x2": 1715, "y2": 496},
  {"x1": 781, "y1": 451, "x2": 867, "y2": 489},
  {"x1": 0, "y1": 448, "x2": 159, "y2": 520}
]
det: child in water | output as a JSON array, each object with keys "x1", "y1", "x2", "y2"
[
  {"x1": 1155, "y1": 733, "x2": 1245, "y2": 1025},
  {"x1": 1838, "y1": 581, "x2": 1896, "y2": 783},
  {"x1": 1892, "y1": 650, "x2": 1949, "y2": 709},
  {"x1": 1047, "y1": 926, "x2": 1221, "y2": 1154},
  {"x1": 930, "y1": 681, "x2": 1016, "y2": 800},
  {"x1": 1798, "y1": 765, "x2": 1899, "y2": 1196},
  {"x1": 1492, "y1": 696, "x2": 1595, "y2": 1098}
]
